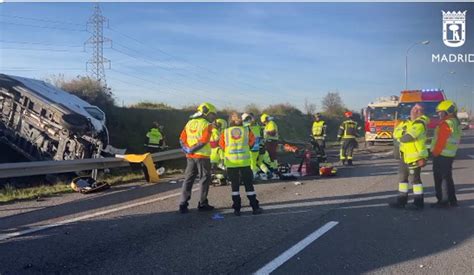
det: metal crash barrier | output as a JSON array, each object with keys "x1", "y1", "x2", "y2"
[{"x1": 0, "y1": 149, "x2": 184, "y2": 179}]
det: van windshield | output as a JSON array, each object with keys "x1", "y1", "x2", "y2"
[
  {"x1": 84, "y1": 107, "x2": 105, "y2": 121},
  {"x1": 368, "y1": 107, "x2": 397, "y2": 121},
  {"x1": 398, "y1": 102, "x2": 439, "y2": 120}
]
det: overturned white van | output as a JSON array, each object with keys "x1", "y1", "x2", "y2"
[{"x1": 0, "y1": 74, "x2": 109, "y2": 161}]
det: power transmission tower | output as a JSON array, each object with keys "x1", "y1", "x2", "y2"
[{"x1": 85, "y1": 3, "x2": 111, "y2": 85}]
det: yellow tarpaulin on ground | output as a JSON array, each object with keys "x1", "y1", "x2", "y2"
[{"x1": 122, "y1": 153, "x2": 159, "y2": 183}]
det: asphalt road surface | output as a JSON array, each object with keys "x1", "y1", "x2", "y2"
[{"x1": 1, "y1": 131, "x2": 474, "y2": 274}]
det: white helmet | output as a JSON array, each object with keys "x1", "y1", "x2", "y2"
[{"x1": 242, "y1": 112, "x2": 252, "y2": 122}]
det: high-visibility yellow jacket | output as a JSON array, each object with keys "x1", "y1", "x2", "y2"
[
  {"x1": 312, "y1": 120, "x2": 326, "y2": 139},
  {"x1": 432, "y1": 117, "x2": 461, "y2": 157},
  {"x1": 264, "y1": 120, "x2": 279, "y2": 140},
  {"x1": 146, "y1": 128, "x2": 163, "y2": 145},
  {"x1": 394, "y1": 120, "x2": 409, "y2": 153},
  {"x1": 180, "y1": 118, "x2": 212, "y2": 158},
  {"x1": 249, "y1": 124, "x2": 263, "y2": 151},
  {"x1": 400, "y1": 118, "x2": 428, "y2": 164},
  {"x1": 220, "y1": 126, "x2": 255, "y2": 168}
]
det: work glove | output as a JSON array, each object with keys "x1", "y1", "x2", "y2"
[
  {"x1": 181, "y1": 146, "x2": 192, "y2": 154},
  {"x1": 180, "y1": 140, "x2": 192, "y2": 154},
  {"x1": 188, "y1": 142, "x2": 205, "y2": 153}
]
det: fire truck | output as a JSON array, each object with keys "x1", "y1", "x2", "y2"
[
  {"x1": 393, "y1": 89, "x2": 447, "y2": 158},
  {"x1": 363, "y1": 96, "x2": 399, "y2": 146}
]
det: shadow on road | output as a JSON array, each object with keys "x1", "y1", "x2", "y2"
[{"x1": 1, "y1": 182, "x2": 474, "y2": 274}]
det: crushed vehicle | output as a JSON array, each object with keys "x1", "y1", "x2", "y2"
[{"x1": 0, "y1": 74, "x2": 109, "y2": 161}]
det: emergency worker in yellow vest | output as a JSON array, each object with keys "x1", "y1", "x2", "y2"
[
  {"x1": 220, "y1": 112, "x2": 263, "y2": 216},
  {"x1": 260, "y1": 113, "x2": 279, "y2": 170},
  {"x1": 178, "y1": 103, "x2": 217, "y2": 214},
  {"x1": 431, "y1": 100, "x2": 461, "y2": 208},
  {"x1": 242, "y1": 112, "x2": 263, "y2": 177},
  {"x1": 145, "y1": 121, "x2": 165, "y2": 152},
  {"x1": 337, "y1": 111, "x2": 360, "y2": 166},
  {"x1": 389, "y1": 104, "x2": 428, "y2": 210},
  {"x1": 311, "y1": 113, "x2": 327, "y2": 160},
  {"x1": 210, "y1": 118, "x2": 227, "y2": 169}
]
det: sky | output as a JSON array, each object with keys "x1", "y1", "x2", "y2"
[{"x1": 0, "y1": 2, "x2": 473, "y2": 112}]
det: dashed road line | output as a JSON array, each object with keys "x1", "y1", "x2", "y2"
[{"x1": 254, "y1": 221, "x2": 339, "y2": 275}]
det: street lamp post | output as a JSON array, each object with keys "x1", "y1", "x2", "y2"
[
  {"x1": 464, "y1": 84, "x2": 473, "y2": 117},
  {"x1": 439, "y1": 71, "x2": 456, "y2": 90},
  {"x1": 405, "y1": 40, "x2": 430, "y2": 90}
]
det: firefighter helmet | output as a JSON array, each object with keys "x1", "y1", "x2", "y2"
[
  {"x1": 197, "y1": 102, "x2": 217, "y2": 116},
  {"x1": 344, "y1": 111, "x2": 353, "y2": 118},
  {"x1": 216, "y1": 118, "x2": 228, "y2": 129},
  {"x1": 260, "y1": 113, "x2": 270, "y2": 123},
  {"x1": 436, "y1": 100, "x2": 457, "y2": 114}
]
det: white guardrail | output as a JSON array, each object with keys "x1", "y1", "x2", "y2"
[{"x1": 0, "y1": 149, "x2": 184, "y2": 179}]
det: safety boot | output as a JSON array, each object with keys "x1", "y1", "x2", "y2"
[
  {"x1": 388, "y1": 196, "x2": 407, "y2": 209},
  {"x1": 248, "y1": 195, "x2": 263, "y2": 215},
  {"x1": 232, "y1": 195, "x2": 242, "y2": 216},
  {"x1": 197, "y1": 200, "x2": 215, "y2": 211},
  {"x1": 179, "y1": 202, "x2": 189, "y2": 214},
  {"x1": 347, "y1": 159, "x2": 353, "y2": 166},
  {"x1": 406, "y1": 196, "x2": 424, "y2": 210}
]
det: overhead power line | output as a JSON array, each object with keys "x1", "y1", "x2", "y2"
[
  {"x1": 0, "y1": 47, "x2": 86, "y2": 53},
  {"x1": 109, "y1": 68, "x2": 229, "y2": 105},
  {"x1": 0, "y1": 14, "x2": 84, "y2": 26},
  {"x1": 0, "y1": 21, "x2": 86, "y2": 32},
  {"x1": 0, "y1": 40, "x2": 83, "y2": 48}
]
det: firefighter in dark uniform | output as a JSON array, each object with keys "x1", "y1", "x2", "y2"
[{"x1": 337, "y1": 111, "x2": 360, "y2": 166}]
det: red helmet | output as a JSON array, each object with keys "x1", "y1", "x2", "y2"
[{"x1": 344, "y1": 111, "x2": 353, "y2": 118}]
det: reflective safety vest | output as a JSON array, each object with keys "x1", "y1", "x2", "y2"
[
  {"x1": 312, "y1": 121, "x2": 326, "y2": 139},
  {"x1": 393, "y1": 121, "x2": 409, "y2": 153},
  {"x1": 210, "y1": 128, "x2": 222, "y2": 163},
  {"x1": 401, "y1": 118, "x2": 428, "y2": 164},
  {"x1": 264, "y1": 120, "x2": 279, "y2": 140},
  {"x1": 184, "y1": 118, "x2": 211, "y2": 157},
  {"x1": 224, "y1": 126, "x2": 251, "y2": 168},
  {"x1": 249, "y1": 124, "x2": 262, "y2": 151},
  {"x1": 339, "y1": 120, "x2": 358, "y2": 139},
  {"x1": 433, "y1": 117, "x2": 461, "y2": 157},
  {"x1": 146, "y1": 128, "x2": 163, "y2": 145}
]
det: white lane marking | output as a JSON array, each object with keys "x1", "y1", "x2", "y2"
[
  {"x1": 239, "y1": 210, "x2": 310, "y2": 218},
  {"x1": 468, "y1": 155, "x2": 474, "y2": 159},
  {"x1": 254, "y1": 221, "x2": 339, "y2": 275},
  {"x1": 0, "y1": 188, "x2": 198, "y2": 242}
]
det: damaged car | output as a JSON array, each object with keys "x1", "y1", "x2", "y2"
[{"x1": 0, "y1": 74, "x2": 109, "y2": 161}]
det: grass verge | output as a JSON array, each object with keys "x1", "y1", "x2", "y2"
[
  {"x1": 0, "y1": 168, "x2": 184, "y2": 204},
  {"x1": 0, "y1": 183, "x2": 73, "y2": 203}
]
